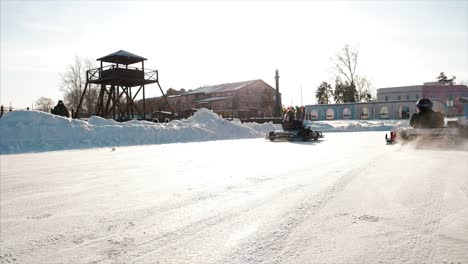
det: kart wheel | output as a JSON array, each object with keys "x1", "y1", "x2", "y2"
[{"x1": 268, "y1": 132, "x2": 275, "y2": 142}]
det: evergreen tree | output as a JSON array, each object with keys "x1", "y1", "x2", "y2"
[
  {"x1": 333, "y1": 78, "x2": 345, "y2": 104},
  {"x1": 315, "y1": 81, "x2": 333, "y2": 104},
  {"x1": 343, "y1": 82, "x2": 358, "y2": 103},
  {"x1": 437, "y1": 72, "x2": 456, "y2": 86}
]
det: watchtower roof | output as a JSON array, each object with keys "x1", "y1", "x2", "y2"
[{"x1": 97, "y1": 50, "x2": 147, "y2": 65}]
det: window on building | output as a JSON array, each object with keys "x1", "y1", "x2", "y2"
[
  {"x1": 398, "y1": 95, "x2": 401, "y2": 100},
  {"x1": 361, "y1": 107, "x2": 369, "y2": 119},
  {"x1": 447, "y1": 95, "x2": 454, "y2": 107},
  {"x1": 385, "y1": 96, "x2": 388, "y2": 101},
  {"x1": 379, "y1": 106, "x2": 389, "y2": 119},
  {"x1": 399, "y1": 105, "x2": 410, "y2": 119},
  {"x1": 406, "y1": 95, "x2": 410, "y2": 100},
  {"x1": 310, "y1": 110, "x2": 319, "y2": 120},
  {"x1": 326, "y1": 109, "x2": 335, "y2": 120},
  {"x1": 343, "y1": 108, "x2": 351, "y2": 119}
]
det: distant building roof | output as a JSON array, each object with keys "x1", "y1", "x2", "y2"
[
  {"x1": 195, "y1": 96, "x2": 233, "y2": 103},
  {"x1": 97, "y1": 50, "x2": 147, "y2": 65},
  {"x1": 377, "y1": 85, "x2": 423, "y2": 92},
  {"x1": 185, "y1": 80, "x2": 261, "y2": 95}
]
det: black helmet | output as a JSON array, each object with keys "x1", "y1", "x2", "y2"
[{"x1": 416, "y1": 98, "x2": 433, "y2": 111}]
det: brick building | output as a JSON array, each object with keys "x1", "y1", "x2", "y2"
[
  {"x1": 165, "y1": 79, "x2": 279, "y2": 118},
  {"x1": 377, "y1": 82, "x2": 468, "y2": 116}
]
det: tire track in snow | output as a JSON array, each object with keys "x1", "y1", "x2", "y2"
[
  {"x1": 42, "y1": 177, "x2": 308, "y2": 263},
  {"x1": 397, "y1": 172, "x2": 445, "y2": 264},
  {"x1": 224, "y1": 154, "x2": 385, "y2": 264},
  {"x1": 364, "y1": 149, "x2": 448, "y2": 264},
  {"x1": 125, "y1": 183, "x2": 311, "y2": 264}
]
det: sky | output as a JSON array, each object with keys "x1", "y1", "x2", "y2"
[{"x1": 1, "y1": 0, "x2": 467, "y2": 109}]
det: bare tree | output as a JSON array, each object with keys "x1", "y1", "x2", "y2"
[
  {"x1": 60, "y1": 56, "x2": 99, "y2": 116},
  {"x1": 331, "y1": 44, "x2": 375, "y2": 102},
  {"x1": 331, "y1": 45, "x2": 359, "y2": 102},
  {"x1": 355, "y1": 76, "x2": 374, "y2": 102},
  {"x1": 332, "y1": 44, "x2": 358, "y2": 85},
  {"x1": 34, "y1": 97, "x2": 55, "y2": 112}
]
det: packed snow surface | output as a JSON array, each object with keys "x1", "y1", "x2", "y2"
[
  {"x1": 0, "y1": 109, "x2": 411, "y2": 154},
  {"x1": 1, "y1": 133, "x2": 467, "y2": 263}
]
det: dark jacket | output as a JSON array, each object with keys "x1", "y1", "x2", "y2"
[
  {"x1": 282, "y1": 110, "x2": 304, "y2": 131},
  {"x1": 410, "y1": 109, "x2": 444, "y2": 128},
  {"x1": 52, "y1": 103, "x2": 70, "y2": 118}
]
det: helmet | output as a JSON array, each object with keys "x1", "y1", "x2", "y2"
[{"x1": 416, "y1": 98, "x2": 433, "y2": 111}]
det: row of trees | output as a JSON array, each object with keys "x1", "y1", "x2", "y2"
[
  {"x1": 33, "y1": 51, "x2": 465, "y2": 116},
  {"x1": 315, "y1": 44, "x2": 373, "y2": 105}
]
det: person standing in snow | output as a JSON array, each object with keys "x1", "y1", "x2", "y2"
[
  {"x1": 410, "y1": 98, "x2": 444, "y2": 128},
  {"x1": 52, "y1": 100, "x2": 70, "y2": 118}
]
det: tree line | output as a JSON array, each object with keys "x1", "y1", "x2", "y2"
[
  {"x1": 30, "y1": 51, "x2": 465, "y2": 116},
  {"x1": 315, "y1": 44, "x2": 373, "y2": 105}
]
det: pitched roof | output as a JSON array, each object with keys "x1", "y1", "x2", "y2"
[
  {"x1": 195, "y1": 96, "x2": 233, "y2": 103},
  {"x1": 97, "y1": 50, "x2": 147, "y2": 65},
  {"x1": 185, "y1": 80, "x2": 261, "y2": 95}
]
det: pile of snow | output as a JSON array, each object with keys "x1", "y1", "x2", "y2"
[
  {"x1": 304, "y1": 119, "x2": 410, "y2": 132},
  {"x1": 0, "y1": 109, "x2": 274, "y2": 154},
  {"x1": 1, "y1": 108, "x2": 412, "y2": 154}
]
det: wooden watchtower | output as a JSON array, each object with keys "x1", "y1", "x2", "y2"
[{"x1": 75, "y1": 50, "x2": 173, "y2": 120}]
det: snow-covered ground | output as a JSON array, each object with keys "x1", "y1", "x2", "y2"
[
  {"x1": 1, "y1": 109, "x2": 467, "y2": 263},
  {"x1": 1, "y1": 132, "x2": 467, "y2": 264}
]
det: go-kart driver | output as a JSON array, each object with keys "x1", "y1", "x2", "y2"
[
  {"x1": 282, "y1": 107, "x2": 307, "y2": 133},
  {"x1": 410, "y1": 98, "x2": 444, "y2": 129}
]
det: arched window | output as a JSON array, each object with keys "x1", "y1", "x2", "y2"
[
  {"x1": 326, "y1": 109, "x2": 335, "y2": 120},
  {"x1": 379, "y1": 106, "x2": 389, "y2": 119},
  {"x1": 399, "y1": 105, "x2": 410, "y2": 119},
  {"x1": 343, "y1": 108, "x2": 351, "y2": 119},
  {"x1": 361, "y1": 107, "x2": 369, "y2": 119},
  {"x1": 310, "y1": 110, "x2": 319, "y2": 120}
]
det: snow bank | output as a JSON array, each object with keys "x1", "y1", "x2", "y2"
[
  {"x1": 0, "y1": 109, "x2": 262, "y2": 154},
  {"x1": 304, "y1": 119, "x2": 410, "y2": 132},
  {"x1": 0, "y1": 108, "x2": 410, "y2": 154}
]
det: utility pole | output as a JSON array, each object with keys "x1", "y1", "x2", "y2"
[
  {"x1": 274, "y1": 69, "x2": 282, "y2": 117},
  {"x1": 300, "y1": 85, "x2": 303, "y2": 106}
]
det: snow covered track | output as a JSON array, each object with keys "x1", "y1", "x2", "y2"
[{"x1": 1, "y1": 133, "x2": 467, "y2": 263}]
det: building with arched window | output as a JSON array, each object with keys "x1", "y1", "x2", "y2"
[
  {"x1": 305, "y1": 82, "x2": 467, "y2": 120},
  {"x1": 377, "y1": 82, "x2": 468, "y2": 116},
  {"x1": 305, "y1": 99, "x2": 445, "y2": 120}
]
